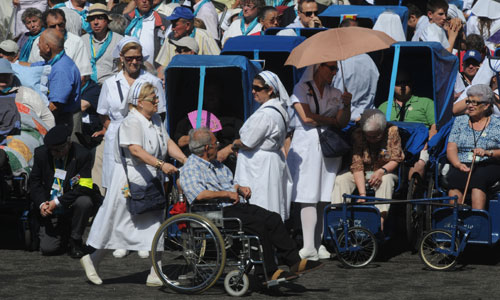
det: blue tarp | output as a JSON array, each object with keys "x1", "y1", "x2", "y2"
[
  {"x1": 390, "y1": 121, "x2": 429, "y2": 166},
  {"x1": 221, "y1": 35, "x2": 305, "y2": 54},
  {"x1": 164, "y1": 55, "x2": 262, "y2": 132},
  {"x1": 319, "y1": 5, "x2": 409, "y2": 33}
]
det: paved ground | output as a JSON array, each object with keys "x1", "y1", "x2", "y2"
[{"x1": 1, "y1": 214, "x2": 500, "y2": 300}]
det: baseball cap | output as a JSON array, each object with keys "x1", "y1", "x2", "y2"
[
  {"x1": 167, "y1": 6, "x2": 194, "y2": 21},
  {"x1": 170, "y1": 36, "x2": 199, "y2": 54},
  {"x1": 0, "y1": 40, "x2": 19, "y2": 54},
  {"x1": 463, "y1": 50, "x2": 482, "y2": 64},
  {"x1": 0, "y1": 58, "x2": 14, "y2": 74}
]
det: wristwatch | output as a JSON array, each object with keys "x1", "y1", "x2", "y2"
[
  {"x1": 489, "y1": 150, "x2": 494, "y2": 157},
  {"x1": 381, "y1": 167, "x2": 388, "y2": 174}
]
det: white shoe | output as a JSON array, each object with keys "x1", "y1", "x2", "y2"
[
  {"x1": 299, "y1": 248, "x2": 319, "y2": 261},
  {"x1": 146, "y1": 273, "x2": 163, "y2": 287},
  {"x1": 112, "y1": 249, "x2": 129, "y2": 258},
  {"x1": 80, "y1": 254, "x2": 103, "y2": 285},
  {"x1": 138, "y1": 250, "x2": 149, "y2": 258},
  {"x1": 318, "y1": 245, "x2": 331, "y2": 260}
]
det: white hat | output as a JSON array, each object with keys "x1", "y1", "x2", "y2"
[
  {"x1": 112, "y1": 36, "x2": 150, "y2": 60},
  {"x1": 0, "y1": 40, "x2": 19, "y2": 54},
  {"x1": 170, "y1": 36, "x2": 199, "y2": 54}
]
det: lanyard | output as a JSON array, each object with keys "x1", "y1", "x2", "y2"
[
  {"x1": 193, "y1": 0, "x2": 210, "y2": 17},
  {"x1": 470, "y1": 117, "x2": 489, "y2": 148},
  {"x1": 240, "y1": 16, "x2": 258, "y2": 35},
  {"x1": 90, "y1": 31, "x2": 113, "y2": 82},
  {"x1": 19, "y1": 29, "x2": 44, "y2": 62},
  {"x1": 48, "y1": 50, "x2": 65, "y2": 66}
]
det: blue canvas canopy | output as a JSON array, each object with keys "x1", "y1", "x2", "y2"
[
  {"x1": 164, "y1": 55, "x2": 262, "y2": 134},
  {"x1": 372, "y1": 41, "x2": 458, "y2": 130},
  {"x1": 319, "y1": 5, "x2": 408, "y2": 33},
  {"x1": 263, "y1": 27, "x2": 327, "y2": 38},
  {"x1": 221, "y1": 35, "x2": 305, "y2": 94}
]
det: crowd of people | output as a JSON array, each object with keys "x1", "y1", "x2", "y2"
[{"x1": 1, "y1": 0, "x2": 500, "y2": 290}]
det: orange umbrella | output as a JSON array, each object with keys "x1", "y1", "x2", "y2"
[{"x1": 285, "y1": 27, "x2": 396, "y2": 69}]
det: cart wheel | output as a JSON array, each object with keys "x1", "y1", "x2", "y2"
[
  {"x1": 419, "y1": 230, "x2": 458, "y2": 271},
  {"x1": 406, "y1": 176, "x2": 424, "y2": 251},
  {"x1": 224, "y1": 270, "x2": 249, "y2": 297},
  {"x1": 151, "y1": 213, "x2": 226, "y2": 294},
  {"x1": 336, "y1": 227, "x2": 377, "y2": 268}
]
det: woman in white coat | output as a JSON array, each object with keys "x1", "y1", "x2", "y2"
[
  {"x1": 287, "y1": 62, "x2": 352, "y2": 261},
  {"x1": 93, "y1": 37, "x2": 165, "y2": 258},
  {"x1": 233, "y1": 71, "x2": 291, "y2": 221},
  {"x1": 80, "y1": 81, "x2": 187, "y2": 287}
]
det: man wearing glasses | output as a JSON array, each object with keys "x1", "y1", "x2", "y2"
[
  {"x1": 277, "y1": 0, "x2": 323, "y2": 36},
  {"x1": 460, "y1": 50, "x2": 482, "y2": 88},
  {"x1": 221, "y1": 0, "x2": 264, "y2": 46}
]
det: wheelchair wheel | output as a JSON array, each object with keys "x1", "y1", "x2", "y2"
[
  {"x1": 151, "y1": 213, "x2": 226, "y2": 294},
  {"x1": 336, "y1": 227, "x2": 377, "y2": 268},
  {"x1": 224, "y1": 270, "x2": 249, "y2": 297},
  {"x1": 419, "y1": 230, "x2": 458, "y2": 271},
  {"x1": 406, "y1": 176, "x2": 424, "y2": 251}
]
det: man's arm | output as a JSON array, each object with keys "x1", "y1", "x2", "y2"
[{"x1": 29, "y1": 148, "x2": 50, "y2": 209}]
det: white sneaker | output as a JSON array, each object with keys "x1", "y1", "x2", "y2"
[
  {"x1": 146, "y1": 273, "x2": 163, "y2": 287},
  {"x1": 138, "y1": 250, "x2": 149, "y2": 258},
  {"x1": 318, "y1": 245, "x2": 331, "y2": 260},
  {"x1": 112, "y1": 249, "x2": 128, "y2": 258},
  {"x1": 80, "y1": 254, "x2": 102, "y2": 285},
  {"x1": 299, "y1": 248, "x2": 319, "y2": 261}
]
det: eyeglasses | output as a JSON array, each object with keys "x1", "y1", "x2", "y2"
[
  {"x1": 302, "y1": 10, "x2": 318, "y2": 17},
  {"x1": 395, "y1": 80, "x2": 411, "y2": 86},
  {"x1": 48, "y1": 22, "x2": 65, "y2": 29},
  {"x1": 243, "y1": 3, "x2": 257, "y2": 9},
  {"x1": 88, "y1": 15, "x2": 108, "y2": 22},
  {"x1": 323, "y1": 64, "x2": 338, "y2": 72},
  {"x1": 141, "y1": 95, "x2": 158, "y2": 103},
  {"x1": 209, "y1": 141, "x2": 221, "y2": 149},
  {"x1": 123, "y1": 55, "x2": 143, "y2": 62},
  {"x1": 252, "y1": 85, "x2": 268, "y2": 92},
  {"x1": 465, "y1": 99, "x2": 488, "y2": 106},
  {"x1": 463, "y1": 61, "x2": 480, "y2": 68},
  {"x1": 172, "y1": 20, "x2": 187, "y2": 28},
  {"x1": 175, "y1": 46, "x2": 192, "y2": 54}
]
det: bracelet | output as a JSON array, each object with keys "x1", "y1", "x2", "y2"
[
  {"x1": 155, "y1": 159, "x2": 164, "y2": 170},
  {"x1": 381, "y1": 167, "x2": 388, "y2": 175},
  {"x1": 490, "y1": 150, "x2": 494, "y2": 157}
]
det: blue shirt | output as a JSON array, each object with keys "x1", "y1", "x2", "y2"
[
  {"x1": 179, "y1": 154, "x2": 236, "y2": 204},
  {"x1": 32, "y1": 53, "x2": 81, "y2": 113},
  {"x1": 448, "y1": 115, "x2": 500, "y2": 163}
]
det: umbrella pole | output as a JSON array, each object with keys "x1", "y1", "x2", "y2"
[
  {"x1": 460, "y1": 152, "x2": 476, "y2": 205},
  {"x1": 339, "y1": 60, "x2": 346, "y2": 93}
]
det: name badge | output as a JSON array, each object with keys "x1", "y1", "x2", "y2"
[{"x1": 54, "y1": 169, "x2": 67, "y2": 180}]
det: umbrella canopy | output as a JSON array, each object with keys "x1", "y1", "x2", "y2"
[{"x1": 285, "y1": 27, "x2": 396, "y2": 68}]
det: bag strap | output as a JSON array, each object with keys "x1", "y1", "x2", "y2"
[
  {"x1": 265, "y1": 106, "x2": 287, "y2": 130},
  {"x1": 116, "y1": 80, "x2": 124, "y2": 103},
  {"x1": 306, "y1": 81, "x2": 322, "y2": 137}
]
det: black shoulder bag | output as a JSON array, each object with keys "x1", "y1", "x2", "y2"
[{"x1": 306, "y1": 82, "x2": 351, "y2": 158}]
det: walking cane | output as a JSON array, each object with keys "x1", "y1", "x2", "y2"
[{"x1": 460, "y1": 151, "x2": 477, "y2": 204}]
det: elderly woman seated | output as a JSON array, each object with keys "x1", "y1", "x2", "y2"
[
  {"x1": 331, "y1": 109, "x2": 405, "y2": 228},
  {"x1": 447, "y1": 84, "x2": 500, "y2": 209}
]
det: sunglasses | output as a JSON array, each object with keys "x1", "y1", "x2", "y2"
[
  {"x1": 141, "y1": 95, "x2": 158, "y2": 103},
  {"x1": 87, "y1": 15, "x2": 108, "y2": 22},
  {"x1": 465, "y1": 99, "x2": 488, "y2": 106},
  {"x1": 175, "y1": 46, "x2": 191, "y2": 53},
  {"x1": 48, "y1": 22, "x2": 65, "y2": 29},
  {"x1": 302, "y1": 10, "x2": 318, "y2": 17},
  {"x1": 395, "y1": 80, "x2": 411, "y2": 86},
  {"x1": 252, "y1": 85, "x2": 268, "y2": 92},
  {"x1": 123, "y1": 55, "x2": 143, "y2": 62},
  {"x1": 323, "y1": 64, "x2": 338, "y2": 72},
  {"x1": 243, "y1": 3, "x2": 257, "y2": 9}
]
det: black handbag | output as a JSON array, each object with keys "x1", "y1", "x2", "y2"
[
  {"x1": 118, "y1": 134, "x2": 166, "y2": 216},
  {"x1": 306, "y1": 82, "x2": 351, "y2": 158}
]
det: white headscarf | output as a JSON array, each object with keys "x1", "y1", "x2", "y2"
[
  {"x1": 119, "y1": 79, "x2": 155, "y2": 116},
  {"x1": 258, "y1": 70, "x2": 291, "y2": 107},
  {"x1": 112, "y1": 36, "x2": 150, "y2": 60},
  {"x1": 471, "y1": 0, "x2": 500, "y2": 19},
  {"x1": 372, "y1": 11, "x2": 406, "y2": 42},
  {"x1": 447, "y1": 4, "x2": 466, "y2": 23}
]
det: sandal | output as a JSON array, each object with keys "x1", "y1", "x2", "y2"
[
  {"x1": 263, "y1": 269, "x2": 298, "y2": 285},
  {"x1": 290, "y1": 259, "x2": 324, "y2": 275}
]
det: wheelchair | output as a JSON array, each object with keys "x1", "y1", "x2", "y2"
[{"x1": 150, "y1": 198, "x2": 285, "y2": 296}]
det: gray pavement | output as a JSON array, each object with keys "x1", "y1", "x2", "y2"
[{"x1": 1, "y1": 218, "x2": 499, "y2": 300}]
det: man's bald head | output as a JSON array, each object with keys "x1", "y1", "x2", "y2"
[{"x1": 38, "y1": 28, "x2": 64, "y2": 61}]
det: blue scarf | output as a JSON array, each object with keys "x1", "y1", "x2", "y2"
[
  {"x1": 124, "y1": 9, "x2": 152, "y2": 37},
  {"x1": 189, "y1": 27, "x2": 197, "y2": 38},
  {"x1": 19, "y1": 28, "x2": 44, "y2": 62},
  {"x1": 48, "y1": 50, "x2": 65, "y2": 66},
  {"x1": 193, "y1": 0, "x2": 210, "y2": 16},
  {"x1": 240, "y1": 16, "x2": 259, "y2": 35},
  {"x1": 89, "y1": 31, "x2": 113, "y2": 82},
  {"x1": 52, "y1": 2, "x2": 91, "y2": 33}
]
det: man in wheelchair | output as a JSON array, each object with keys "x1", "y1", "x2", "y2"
[{"x1": 180, "y1": 128, "x2": 323, "y2": 283}]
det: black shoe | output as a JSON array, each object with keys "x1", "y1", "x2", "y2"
[{"x1": 69, "y1": 239, "x2": 85, "y2": 259}]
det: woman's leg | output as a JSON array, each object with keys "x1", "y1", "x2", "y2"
[
  {"x1": 300, "y1": 203, "x2": 318, "y2": 257},
  {"x1": 81, "y1": 249, "x2": 108, "y2": 285},
  {"x1": 448, "y1": 189, "x2": 463, "y2": 204},
  {"x1": 315, "y1": 202, "x2": 329, "y2": 249},
  {"x1": 471, "y1": 188, "x2": 486, "y2": 209}
]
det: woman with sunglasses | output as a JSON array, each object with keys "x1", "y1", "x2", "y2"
[
  {"x1": 286, "y1": 62, "x2": 352, "y2": 261},
  {"x1": 232, "y1": 71, "x2": 291, "y2": 221},
  {"x1": 92, "y1": 37, "x2": 165, "y2": 258},
  {"x1": 447, "y1": 84, "x2": 500, "y2": 209},
  {"x1": 81, "y1": 81, "x2": 187, "y2": 286}
]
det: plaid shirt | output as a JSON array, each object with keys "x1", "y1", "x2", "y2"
[{"x1": 179, "y1": 155, "x2": 237, "y2": 205}]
